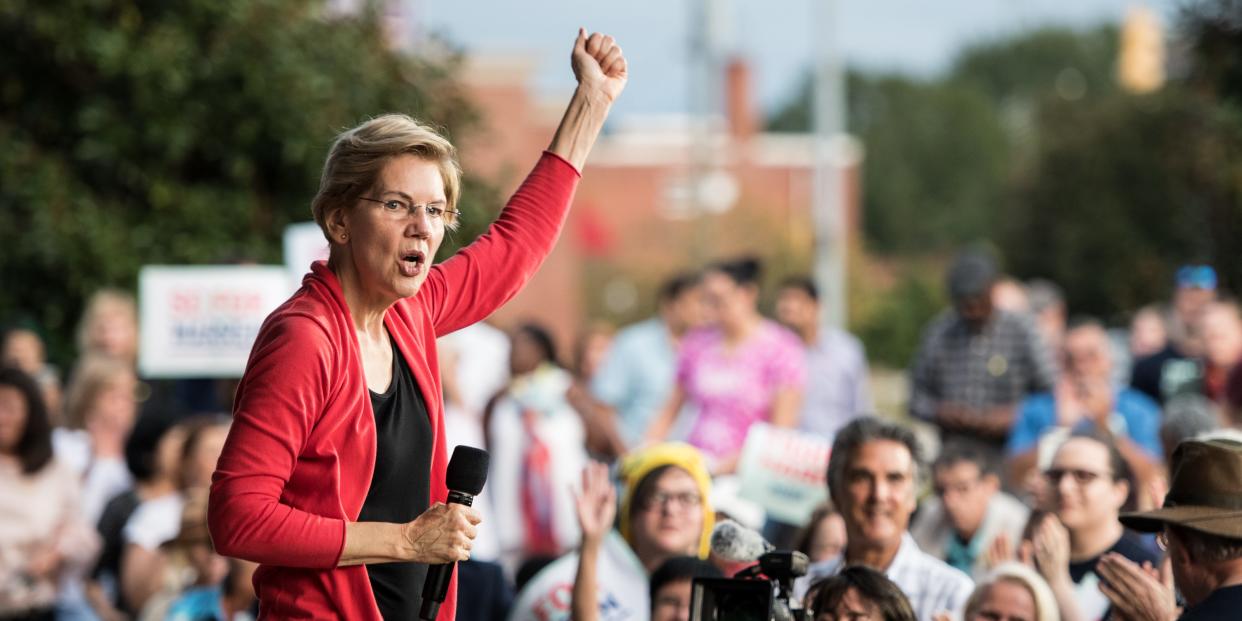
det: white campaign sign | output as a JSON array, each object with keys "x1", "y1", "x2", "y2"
[
  {"x1": 138, "y1": 266, "x2": 293, "y2": 378},
  {"x1": 736, "y1": 423, "x2": 832, "y2": 525},
  {"x1": 283, "y1": 221, "x2": 329, "y2": 286}
]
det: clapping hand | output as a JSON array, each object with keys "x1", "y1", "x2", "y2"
[
  {"x1": 571, "y1": 29, "x2": 627, "y2": 104},
  {"x1": 1031, "y1": 514, "x2": 1072, "y2": 587},
  {"x1": 1097, "y1": 553, "x2": 1179, "y2": 621}
]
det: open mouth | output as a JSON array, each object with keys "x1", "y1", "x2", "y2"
[{"x1": 401, "y1": 251, "x2": 426, "y2": 266}]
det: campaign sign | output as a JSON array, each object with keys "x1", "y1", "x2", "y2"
[
  {"x1": 138, "y1": 266, "x2": 292, "y2": 378},
  {"x1": 736, "y1": 423, "x2": 832, "y2": 525},
  {"x1": 283, "y1": 221, "x2": 330, "y2": 286}
]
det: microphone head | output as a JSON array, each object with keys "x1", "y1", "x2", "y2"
[
  {"x1": 709, "y1": 519, "x2": 772, "y2": 563},
  {"x1": 445, "y1": 445, "x2": 489, "y2": 495}
]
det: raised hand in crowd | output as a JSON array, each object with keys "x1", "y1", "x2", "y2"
[
  {"x1": 571, "y1": 461, "x2": 617, "y2": 621},
  {"x1": 1097, "y1": 553, "x2": 1179, "y2": 621},
  {"x1": 575, "y1": 461, "x2": 617, "y2": 548}
]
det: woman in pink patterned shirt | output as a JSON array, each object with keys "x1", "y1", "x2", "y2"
[{"x1": 645, "y1": 257, "x2": 805, "y2": 473}]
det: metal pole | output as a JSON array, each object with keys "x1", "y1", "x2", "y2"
[
  {"x1": 812, "y1": 0, "x2": 847, "y2": 329},
  {"x1": 689, "y1": 0, "x2": 727, "y2": 262}
]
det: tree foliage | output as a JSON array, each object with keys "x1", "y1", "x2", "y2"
[
  {"x1": 0, "y1": 0, "x2": 494, "y2": 364},
  {"x1": 769, "y1": 18, "x2": 1242, "y2": 335},
  {"x1": 1001, "y1": 91, "x2": 1242, "y2": 318}
]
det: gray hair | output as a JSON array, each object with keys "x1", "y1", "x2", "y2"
[
  {"x1": 1161, "y1": 395, "x2": 1221, "y2": 448},
  {"x1": 1026, "y1": 279, "x2": 1064, "y2": 315},
  {"x1": 965, "y1": 563, "x2": 1059, "y2": 621},
  {"x1": 1170, "y1": 525, "x2": 1242, "y2": 563},
  {"x1": 826, "y1": 417, "x2": 925, "y2": 505}
]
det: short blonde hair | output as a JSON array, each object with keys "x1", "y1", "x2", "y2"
[
  {"x1": 310, "y1": 114, "x2": 462, "y2": 237},
  {"x1": 64, "y1": 354, "x2": 135, "y2": 429},
  {"x1": 76, "y1": 289, "x2": 138, "y2": 360},
  {"x1": 965, "y1": 563, "x2": 1059, "y2": 621}
]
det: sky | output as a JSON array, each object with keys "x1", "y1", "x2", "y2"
[{"x1": 418, "y1": 0, "x2": 1188, "y2": 121}]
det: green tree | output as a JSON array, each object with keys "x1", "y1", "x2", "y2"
[
  {"x1": 1000, "y1": 6, "x2": 1242, "y2": 312},
  {"x1": 768, "y1": 26, "x2": 1123, "y2": 256},
  {"x1": 0, "y1": 0, "x2": 494, "y2": 365},
  {"x1": 1000, "y1": 91, "x2": 1242, "y2": 318},
  {"x1": 950, "y1": 26, "x2": 1120, "y2": 104}
]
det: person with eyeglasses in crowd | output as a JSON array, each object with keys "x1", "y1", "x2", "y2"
[
  {"x1": 1026, "y1": 429, "x2": 1159, "y2": 621},
  {"x1": 511, "y1": 443, "x2": 715, "y2": 621},
  {"x1": 1096, "y1": 438, "x2": 1242, "y2": 621},
  {"x1": 207, "y1": 30, "x2": 628, "y2": 620}
]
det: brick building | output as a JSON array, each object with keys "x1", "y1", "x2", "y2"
[{"x1": 456, "y1": 54, "x2": 862, "y2": 362}]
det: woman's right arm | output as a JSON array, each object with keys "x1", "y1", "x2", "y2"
[
  {"x1": 339, "y1": 502, "x2": 479, "y2": 566},
  {"x1": 210, "y1": 316, "x2": 481, "y2": 568},
  {"x1": 208, "y1": 316, "x2": 349, "y2": 568}
]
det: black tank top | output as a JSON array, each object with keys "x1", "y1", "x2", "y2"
[{"x1": 359, "y1": 337, "x2": 433, "y2": 620}]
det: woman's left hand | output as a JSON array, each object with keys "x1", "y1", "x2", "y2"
[{"x1": 572, "y1": 29, "x2": 627, "y2": 104}]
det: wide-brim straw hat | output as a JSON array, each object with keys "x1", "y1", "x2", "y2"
[{"x1": 1119, "y1": 438, "x2": 1242, "y2": 538}]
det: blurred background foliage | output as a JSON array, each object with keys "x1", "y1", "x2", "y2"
[
  {"x1": 772, "y1": 7, "x2": 1242, "y2": 367},
  {"x1": 0, "y1": 0, "x2": 497, "y2": 364}
]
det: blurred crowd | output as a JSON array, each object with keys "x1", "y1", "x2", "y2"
[{"x1": 2, "y1": 251, "x2": 1241, "y2": 621}]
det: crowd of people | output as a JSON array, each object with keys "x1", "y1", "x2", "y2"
[{"x1": 3, "y1": 248, "x2": 1242, "y2": 621}]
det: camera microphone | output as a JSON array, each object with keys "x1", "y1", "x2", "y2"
[{"x1": 709, "y1": 519, "x2": 773, "y2": 563}]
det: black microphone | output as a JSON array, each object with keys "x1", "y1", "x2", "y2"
[{"x1": 420, "y1": 445, "x2": 489, "y2": 621}]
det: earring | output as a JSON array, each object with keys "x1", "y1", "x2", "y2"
[{"x1": 340, "y1": 233, "x2": 348, "y2": 242}]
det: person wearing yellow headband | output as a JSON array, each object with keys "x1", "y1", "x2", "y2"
[{"x1": 509, "y1": 443, "x2": 714, "y2": 621}]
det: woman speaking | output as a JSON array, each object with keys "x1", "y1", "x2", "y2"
[{"x1": 207, "y1": 30, "x2": 627, "y2": 620}]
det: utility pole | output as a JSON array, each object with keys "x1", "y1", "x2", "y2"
[
  {"x1": 812, "y1": 0, "x2": 847, "y2": 329},
  {"x1": 689, "y1": 0, "x2": 729, "y2": 262}
]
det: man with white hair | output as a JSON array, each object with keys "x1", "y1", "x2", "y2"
[{"x1": 798, "y1": 417, "x2": 974, "y2": 620}]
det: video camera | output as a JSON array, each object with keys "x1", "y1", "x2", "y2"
[{"x1": 690, "y1": 521, "x2": 812, "y2": 621}]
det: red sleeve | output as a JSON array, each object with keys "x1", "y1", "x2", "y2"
[
  {"x1": 419, "y1": 151, "x2": 580, "y2": 335},
  {"x1": 208, "y1": 313, "x2": 347, "y2": 568}
]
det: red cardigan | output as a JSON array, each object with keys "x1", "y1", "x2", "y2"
[{"x1": 208, "y1": 152, "x2": 580, "y2": 620}]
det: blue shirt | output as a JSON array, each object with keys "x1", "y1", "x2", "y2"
[
  {"x1": 798, "y1": 327, "x2": 872, "y2": 441},
  {"x1": 167, "y1": 586, "x2": 225, "y2": 621},
  {"x1": 590, "y1": 318, "x2": 679, "y2": 447},
  {"x1": 1007, "y1": 388, "x2": 1163, "y2": 457}
]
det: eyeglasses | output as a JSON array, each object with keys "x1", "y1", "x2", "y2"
[
  {"x1": 359, "y1": 197, "x2": 459, "y2": 223},
  {"x1": 639, "y1": 491, "x2": 702, "y2": 512},
  {"x1": 1043, "y1": 468, "x2": 1112, "y2": 486},
  {"x1": 1156, "y1": 529, "x2": 1170, "y2": 551}
]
